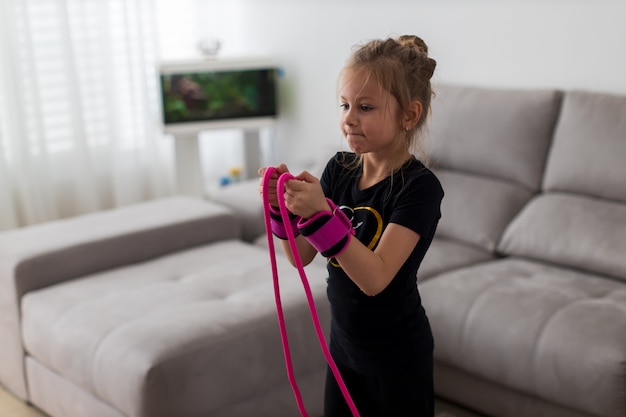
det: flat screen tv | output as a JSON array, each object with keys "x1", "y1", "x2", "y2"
[{"x1": 158, "y1": 58, "x2": 278, "y2": 134}]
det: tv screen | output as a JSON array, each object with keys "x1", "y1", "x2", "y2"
[{"x1": 158, "y1": 59, "x2": 278, "y2": 134}]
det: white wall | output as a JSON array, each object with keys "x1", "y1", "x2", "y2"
[{"x1": 192, "y1": 0, "x2": 626, "y2": 173}]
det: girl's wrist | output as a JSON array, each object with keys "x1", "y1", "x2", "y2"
[
  {"x1": 297, "y1": 198, "x2": 354, "y2": 258},
  {"x1": 301, "y1": 200, "x2": 333, "y2": 221},
  {"x1": 269, "y1": 205, "x2": 301, "y2": 240}
]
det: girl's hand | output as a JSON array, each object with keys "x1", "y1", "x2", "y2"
[
  {"x1": 283, "y1": 171, "x2": 331, "y2": 219},
  {"x1": 258, "y1": 164, "x2": 290, "y2": 207}
]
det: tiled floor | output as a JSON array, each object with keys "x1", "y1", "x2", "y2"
[{"x1": 1, "y1": 383, "x2": 486, "y2": 417}]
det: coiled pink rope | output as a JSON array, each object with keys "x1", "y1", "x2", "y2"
[{"x1": 262, "y1": 167, "x2": 359, "y2": 417}]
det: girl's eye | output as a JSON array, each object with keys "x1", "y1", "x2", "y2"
[{"x1": 340, "y1": 103, "x2": 374, "y2": 112}]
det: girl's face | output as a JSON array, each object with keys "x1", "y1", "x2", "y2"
[{"x1": 339, "y1": 72, "x2": 403, "y2": 155}]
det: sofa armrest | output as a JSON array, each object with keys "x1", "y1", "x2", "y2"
[
  {"x1": 0, "y1": 196, "x2": 239, "y2": 297},
  {"x1": 0, "y1": 196, "x2": 239, "y2": 399},
  {"x1": 211, "y1": 180, "x2": 266, "y2": 242}
]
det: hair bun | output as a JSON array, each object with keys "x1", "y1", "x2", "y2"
[
  {"x1": 397, "y1": 35, "x2": 429, "y2": 55},
  {"x1": 397, "y1": 35, "x2": 436, "y2": 80}
]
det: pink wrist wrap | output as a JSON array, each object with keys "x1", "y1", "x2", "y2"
[
  {"x1": 270, "y1": 205, "x2": 301, "y2": 240},
  {"x1": 297, "y1": 198, "x2": 355, "y2": 258}
]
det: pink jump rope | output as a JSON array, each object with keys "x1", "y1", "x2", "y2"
[{"x1": 262, "y1": 167, "x2": 360, "y2": 417}]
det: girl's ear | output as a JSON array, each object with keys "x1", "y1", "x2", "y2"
[{"x1": 403, "y1": 100, "x2": 423, "y2": 130}]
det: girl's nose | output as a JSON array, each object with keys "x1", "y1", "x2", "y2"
[{"x1": 343, "y1": 108, "x2": 357, "y2": 126}]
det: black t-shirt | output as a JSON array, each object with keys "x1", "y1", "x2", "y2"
[{"x1": 320, "y1": 152, "x2": 444, "y2": 376}]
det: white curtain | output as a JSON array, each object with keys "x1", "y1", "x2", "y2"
[{"x1": 0, "y1": 0, "x2": 175, "y2": 231}]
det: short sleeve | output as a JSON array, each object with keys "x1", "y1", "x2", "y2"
[{"x1": 389, "y1": 171, "x2": 443, "y2": 238}]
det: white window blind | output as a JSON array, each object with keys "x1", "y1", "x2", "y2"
[
  {"x1": 0, "y1": 0, "x2": 175, "y2": 229},
  {"x1": 13, "y1": 0, "x2": 162, "y2": 154}
]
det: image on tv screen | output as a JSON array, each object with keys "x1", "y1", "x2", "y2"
[{"x1": 160, "y1": 68, "x2": 278, "y2": 125}]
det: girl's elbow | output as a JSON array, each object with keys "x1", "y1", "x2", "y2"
[
  {"x1": 290, "y1": 257, "x2": 313, "y2": 268},
  {"x1": 361, "y1": 288, "x2": 381, "y2": 297},
  {"x1": 359, "y1": 281, "x2": 388, "y2": 297},
  {"x1": 286, "y1": 251, "x2": 316, "y2": 268},
  {"x1": 358, "y1": 272, "x2": 395, "y2": 296}
]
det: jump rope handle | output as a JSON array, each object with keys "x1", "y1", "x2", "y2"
[{"x1": 261, "y1": 167, "x2": 360, "y2": 417}]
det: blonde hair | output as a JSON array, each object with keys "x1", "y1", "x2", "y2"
[{"x1": 338, "y1": 35, "x2": 437, "y2": 166}]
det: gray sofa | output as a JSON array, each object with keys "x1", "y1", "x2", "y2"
[
  {"x1": 0, "y1": 84, "x2": 624, "y2": 417},
  {"x1": 418, "y1": 85, "x2": 626, "y2": 417},
  {"x1": 0, "y1": 198, "x2": 330, "y2": 417}
]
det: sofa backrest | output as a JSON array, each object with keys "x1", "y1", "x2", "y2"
[
  {"x1": 426, "y1": 84, "x2": 563, "y2": 252},
  {"x1": 499, "y1": 90, "x2": 626, "y2": 281},
  {"x1": 543, "y1": 91, "x2": 626, "y2": 201}
]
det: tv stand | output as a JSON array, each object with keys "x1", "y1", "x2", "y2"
[
  {"x1": 173, "y1": 128, "x2": 264, "y2": 197},
  {"x1": 173, "y1": 132, "x2": 204, "y2": 197}
]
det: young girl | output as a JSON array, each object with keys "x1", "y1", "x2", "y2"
[{"x1": 260, "y1": 35, "x2": 443, "y2": 417}]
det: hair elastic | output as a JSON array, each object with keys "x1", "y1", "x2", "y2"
[{"x1": 262, "y1": 167, "x2": 360, "y2": 417}]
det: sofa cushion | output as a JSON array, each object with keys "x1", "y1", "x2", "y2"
[
  {"x1": 499, "y1": 193, "x2": 626, "y2": 282},
  {"x1": 428, "y1": 84, "x2": 562, "y2": 191},
  {"x1": 0, "y1": 196, "x2": 240, "y2": 401},
  {"x1": 543, "y1": 90, "x2": 626, "y2": 203},
  {"x1": 418, "y1": 237, "x2": 494, "y2": 281},
  {"x1": 434, "y1": 169, "x2": 534, "y2": 252},
  {"x1": 211, "y1": 180, "x2": 266, "y2": 242},
  {"x1": 21, "y1": 240, "x2": 329, "y2": 417},
  {"x1": 420, "y1": 259, "x2": 626, "y2": 417}
]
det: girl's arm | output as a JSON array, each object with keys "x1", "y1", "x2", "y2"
[
  {"x1": 285, "y1": 171, "x2": 421, "y2": 295},
  {"x1": 334, "y1": 223, "x2": 420, "y2": 296},
  {"x1": 279, "y1": 234, "x2": 319, "y2": 267}
]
